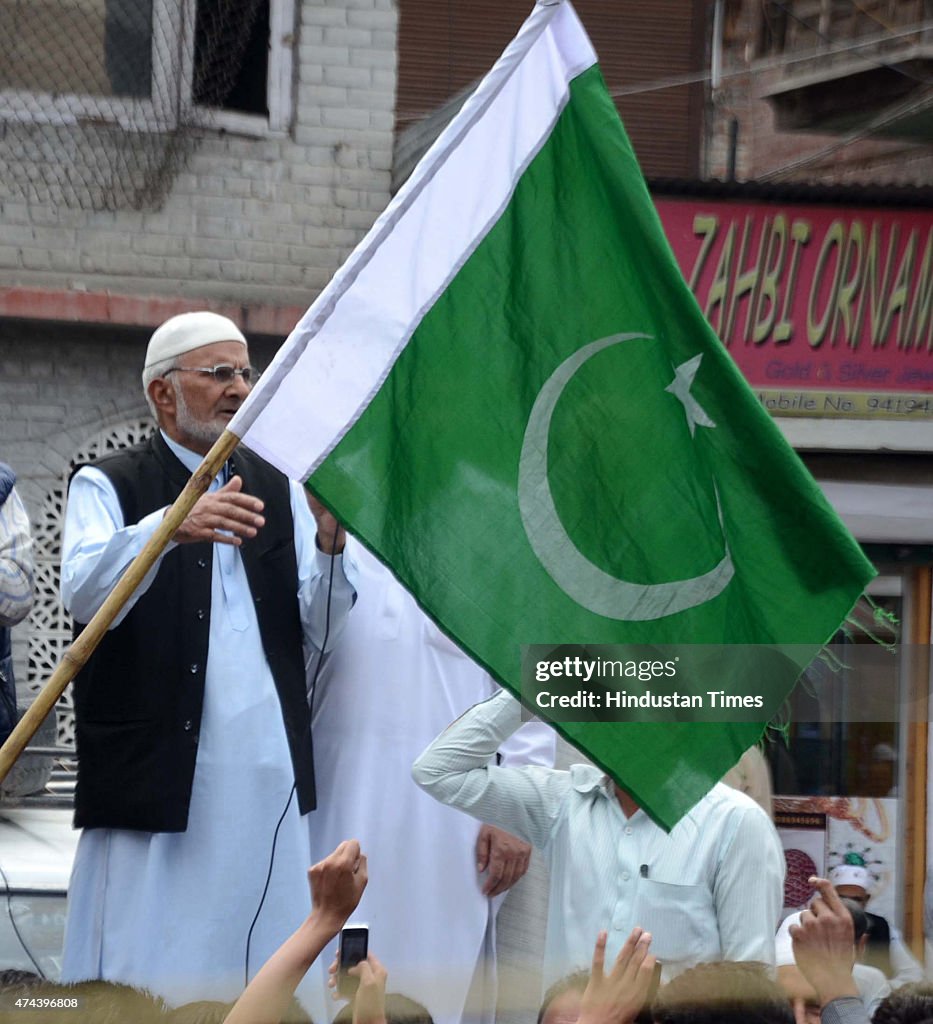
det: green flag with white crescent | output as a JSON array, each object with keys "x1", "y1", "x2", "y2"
[{"x1": 230, "y1": 0, "x2": 875, "y2": 828}]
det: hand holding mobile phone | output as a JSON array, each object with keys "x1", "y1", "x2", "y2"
[{"x1": 337, "y1": 925, "x2": 369, "y2": 998}]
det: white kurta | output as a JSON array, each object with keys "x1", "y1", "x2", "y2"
[
  {"x1": 307, "y1": 539, "x2": 555, "y2": 1024},
  {"x1": 60, "y1": 434, "x2": 355, "y2": 1016}
]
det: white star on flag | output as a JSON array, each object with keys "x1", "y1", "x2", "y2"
[{"x1": 666, "y1": 354, "x2": 716, "y2": 436}]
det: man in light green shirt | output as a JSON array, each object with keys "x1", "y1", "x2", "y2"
[{"x1": 413, "y1": 689, "x2": 784, "y2": 985}]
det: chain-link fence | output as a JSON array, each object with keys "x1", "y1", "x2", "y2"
[{"x1": 0, "y1": 0, "x2": 267, "y2": 210}]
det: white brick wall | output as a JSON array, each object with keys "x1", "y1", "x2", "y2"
[{"x1": 0, "y1": 0, "x2": 399, "y2": 308}]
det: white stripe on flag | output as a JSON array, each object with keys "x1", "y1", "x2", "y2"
[{"x1": 230, "y1": 1, "x2": 596, "y2": 482}]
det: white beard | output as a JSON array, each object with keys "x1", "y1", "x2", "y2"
[{"x1": 174, "y1": 384, "x2": 225, "y2": 449}]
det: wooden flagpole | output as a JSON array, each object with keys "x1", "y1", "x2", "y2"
[{"x1": 0, "y1": 427, "x2": 241, "y2": 785}]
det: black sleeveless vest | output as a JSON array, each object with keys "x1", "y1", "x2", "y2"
[{"x1": 71, "y1": 432, "x2": 316, "y2": 831}]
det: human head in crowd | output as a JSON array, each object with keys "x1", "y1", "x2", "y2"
[
  {"x1": 0, "y1": 969, "x2": 42, "y2": 993},
  {"x1": 168, "y1": 999, "x2": 311, "y2": 1024},
  {"x1": 165, "y1": 1000, "x2": 236, "y2": 1024},
  {"x1": 14, "y1": 980, "x2": 164, "y2": 1024},
  {"x1": 830, "y1": 862, "x2": 875, "y2": 909},
  {"x1": 332, "y1": 992, "x2": 434, "y2": 1024},
  {"x1": 652, "y1": 962, "x2": 793, "y2": 1024},
  {"x1": 872, "y1": 982, "x2": 933, "y2": 1024},
  {"x1": 141, "y1": 310, "x2": 251, "y2": 453},
  {"x1": 838, "y1": 897, "x2": 870, "y2": 950},
  {"x1": 537, "y1": 970, "x2": 589, "y2": 1024}
]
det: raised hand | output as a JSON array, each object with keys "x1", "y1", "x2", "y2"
[
  {"x1": 789, "y1": 876, "x2": 859, "y2": 1007},
  {"x1": 308, "y1": 838, "x2": 368, "y2": 936},
  {"x1": 579, "y1": 928, "x2": 656, "y2": 1024},
  {"x1": 306, "y1": 491, "x2": 346, "y2": 555}
]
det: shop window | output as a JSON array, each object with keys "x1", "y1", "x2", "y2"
[
  {"x1": 768, "y1": 591, "x2": 900, "y2": 798},
  {"x1": 769, "y1": 584, "x2": 907, "y2": 924}
]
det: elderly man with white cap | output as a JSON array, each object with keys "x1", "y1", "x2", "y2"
[{"x1": 59, "y1": 311, "x2": 356, "y2": 1014}]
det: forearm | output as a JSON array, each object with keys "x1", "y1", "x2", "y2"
[
  {"x1": 293, "y1": 481, "x2": 357, "y2": 653},
  {"x1": 413, "y1": 690, "x2": 522, "y2": 797},
  {"x1": 62, "y1": 506, "x2": 171, "y2": 625},
  {"x1": 224, "y1": 912, "x2": 338, "y2": 1024},
  {"x1": 61, "y1": 469, "x2": 175, "y2": 626},
  {"x1": 412, "y1": 689, "x2": 560, "y2": 847}
]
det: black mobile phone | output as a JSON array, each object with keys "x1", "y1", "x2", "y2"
[{"x1": 337, "y1": 925, "x2": 369, "y2": 998}]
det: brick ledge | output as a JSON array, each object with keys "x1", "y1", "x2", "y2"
[{"x1": 0, "y1": 286, "x2": 307, "y2": 336}]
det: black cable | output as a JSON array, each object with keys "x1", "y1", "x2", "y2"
[
  {"x1": 244, "y1": 501, "x2": 341, "y2": 986},
  {"x1": 0, "y1": 861, "x2": 46, "y2": 978},
  {"x1": 243, "y1": 781, "x2": 296, "y2": 986}
]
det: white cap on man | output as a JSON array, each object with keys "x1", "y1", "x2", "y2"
[
  {"x1": 144, "y1": 311, "x2": 247, "y2": 371},
  {"x1": 829, "y1": 863, "x2": 873, "y2": 893}
]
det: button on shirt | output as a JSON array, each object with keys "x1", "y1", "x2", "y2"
[{"x1": 412, "y1": 689, "x2": 784, "y2": 984}]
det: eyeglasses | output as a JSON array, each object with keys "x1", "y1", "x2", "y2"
[{"x1": 164, "y1": 364, "x2": 260, "y2": 386}]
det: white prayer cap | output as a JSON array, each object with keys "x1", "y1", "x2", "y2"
[
  {"x1": 829, "y1": 863, "x2": 873, "y2": 892},
  {"x1": 144, "y1": 311, "x2": 247, "y2": 369}
]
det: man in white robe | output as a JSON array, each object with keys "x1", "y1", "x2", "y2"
[
  {"x1": 308, "y1": 539, "x2": 555, "y2": 1024},
  {"x1": 60, "y1": 311, "x2": 356, "y2": 1016}
]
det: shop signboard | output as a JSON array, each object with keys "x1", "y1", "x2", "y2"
[{"x1": 657, "y1": 198, "x2": 933, "y2": 422}]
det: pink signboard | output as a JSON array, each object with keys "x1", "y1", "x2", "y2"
[{"x1": 656, "y1": 197, "x2": 933, "y2": 419}]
